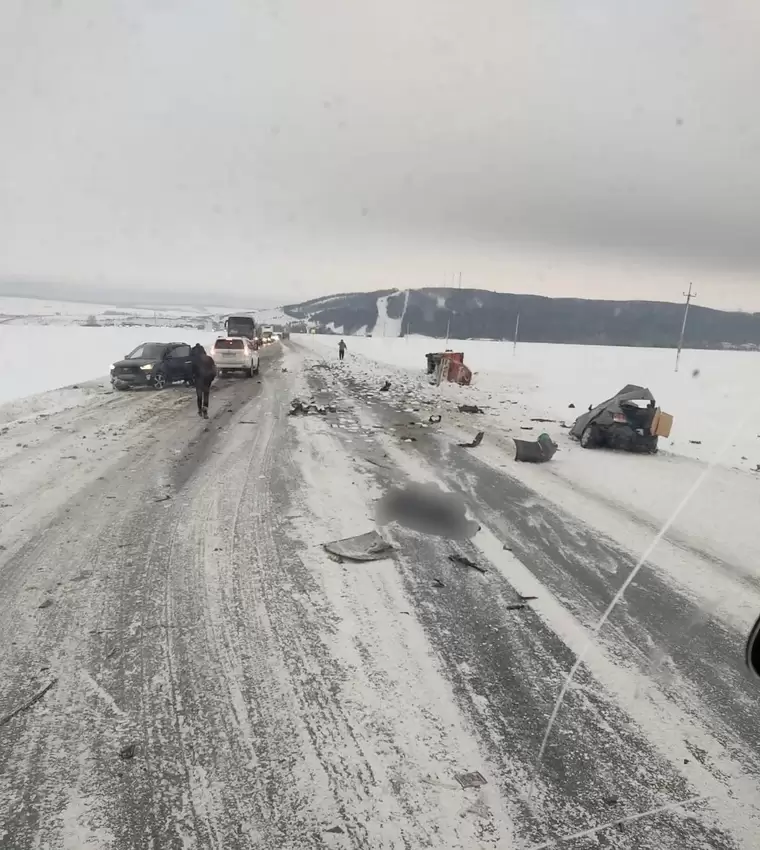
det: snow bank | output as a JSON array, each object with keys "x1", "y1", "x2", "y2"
[
  {"x1": 297, "y1": 333, "x2": 760, "y2": 471},
  {"x1": 0, "y1": 325, "x2": 215, "y2": 405}
]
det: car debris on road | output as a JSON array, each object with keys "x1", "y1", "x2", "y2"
[
  {"x1": 323, "y1": 530, "x2": 394, "y2": 562},
  {"x1": 514, "y1": 432, "x2": 558, "y2": 463},
  {"x1": 449, "y1": 553, "x2": 487, "y2": 574},
  {"x1": 455, "y1": 771, "x2": 488, "y2": 789},
  {"x1": 0, "y1": 678, "x2": 58, "y2": 727},
  {"x1": 458, "y1": 431, "x2": 484, "y2": 448}
]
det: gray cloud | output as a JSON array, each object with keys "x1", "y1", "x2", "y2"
[{"x1": 1, "y1": 1, "x2": 759, "y2": 308}]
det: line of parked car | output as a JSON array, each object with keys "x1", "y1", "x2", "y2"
[{"x1": 110, "y1": 336, "x2": 262, "y2": 391}]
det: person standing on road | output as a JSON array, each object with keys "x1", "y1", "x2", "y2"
[
  {"x1": 191, "y1": 345, "x2": 217, "y2": 418},
  {"x1": 338, "y1": 339, "x2": 347, "y2": 361}
]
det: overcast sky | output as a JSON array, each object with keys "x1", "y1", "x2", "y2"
[{"x1": 2, "y1": 1, "x2": 760, "y2": 309}]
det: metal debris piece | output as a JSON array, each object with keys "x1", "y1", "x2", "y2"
[
  {"x1": 459, "y1": 405, "x2": 484, "y2": 414},
  {"x1": 155, "y1": 494, "x2": 171, "y2": 502},
  {"x1": 380, "y1": 380, "x2": 391, "y2": 392},
  {"x1": 458, "y1": 431, "x2": 484, "y2": 449},
  {"x1": 506, "y1": 603, "x2": 527, "y2": 611},
  {"x1": 432, "y1": 578, "x2": 446, "y2": 588},
  {"x1": 689, "y1": 440, "x2": 702, "y2": 445},
  {"x1": 38, "y1": 599, "x2": 53, "y2": 609},
  {"x1": 530, "y1": 418, "x2": 556, "y2": 423},
  {"x1": 324, "y1": 826, "x2": 345, "y2": 834},
  {"x1": 518, "y1": 595, "x2": 538, "y2": 603},
  {"x1": 514, "y1": 433, "x2": 558, "y2": 464},
  {"x1": 323, "y1": 531, "x2": 394, "y2": 562},
  {"x1": 449, "y1": 554, "x2": 487, "y2": 574},
  {"x1": 455, "y1": 771, "x2": 488, "y2": 790},
  {"x1": 0, "y1": 678, "x2": 58, "y2": 726},
  {"x1": 428, "y1": 414, "x2": 442, "y2": 424},
  {"x1": 119, "y1": 743, "x2": 138, "y2": 760}
]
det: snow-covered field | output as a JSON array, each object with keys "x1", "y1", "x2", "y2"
[{"x1": 0, "y1": 324, "x2": 216, "y2": 406}]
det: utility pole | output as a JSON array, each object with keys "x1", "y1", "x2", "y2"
[
  {"x1": 513, "y1": 313, "x2": 520, "y2": 356},
  {"x1": 675, "y1": 283, "x2": 697, "y2": 372},
  {"x1": 458, "y1": 271, "x2": 462, "y2": 289},
  {"x1": 445, "y1": 316, "x2": 451, "y2": 346}
]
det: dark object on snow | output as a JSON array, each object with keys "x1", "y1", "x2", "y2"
[
  {"x1": 458, "y1": 404, "x2": 483, "y2": 414},
  {"x1": 530, "y1": 418, "x2": 556, "y2": 423},
  {"x1": 458, "y1": 431, "x2": 484, "y2": 449},
  {"x1": 519, "y1": 595, "x2": 538, "y2": 602},
  {"x1": 604, "y1": 795, "x2": 621, "y2": 806},
  {"x1": 323, "y1": 531, "x2": 394, "y2": 562},
  {"x1": 690, "y1": 440, "x2": 702, "y2": 445},
  {"x1": 377, "y1": 482, "x2": 479, "y2": 540},
  {"x1": 289, "y1": 399, "x2": 327, "y2": 416},
  {"x1": 570, "y1": 385, "x2": 662, "y2": 454},
  {"x1": 432, "y1": 578, "x2": 446, "y2": 588},
  {"x1": 380, "y1": 380, "x2": 391, "y2": 392},
  {"x1": 514, "y1": 432, "x2": 558, "y2": 463},
  {"x1": 520, "y1": 426, "x2": 533, "y2": 430},
  {"x1": 1, "y1": 678, "x2": 58, "y2": 727},
  {"x1": 426, "y1": 351, "x2": 472, "y2": 385},
  {"x1": 455, "y1": 771, "x2": 488, "y2": 789},
  {"x1": 429, "y1": 414, "x2": 442, "y2": 424},
  {"x1": 402, "y1": 436, "x2": 417, "y2": 442},
  {"x1": 38, "y1": 599, "x2": 53, "y2": 609},
  {"x1": 568, "y1": 403, "x2": 576, "y2": 409},
  {"x1": 506, "y1": 603, "x2": 527, "y2": 611},
  {"x1": 119, "y1": 743, "x2": 138, "y2": 760},
  {"x1": 324, "y1": 826, "x2": 345, "y2": 834},
  {"x1": 449, "y1": 554, "x2": 487, "y2": 574}
]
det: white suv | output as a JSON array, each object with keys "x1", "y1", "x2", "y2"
[{"x1": 211, "y1": 337, "x2": 260, "y2": 377}]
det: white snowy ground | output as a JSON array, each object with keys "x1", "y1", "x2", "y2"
[
  {"x1": 296, "y1": 333, "x2": 760, "y2": 629},
  {"x1": 0, "y1": 325, "x2": 217, "y2": 407}
]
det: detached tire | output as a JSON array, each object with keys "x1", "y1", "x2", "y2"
[{"x1": 580, "y1": 424, "x2": 600, "y2": 449}]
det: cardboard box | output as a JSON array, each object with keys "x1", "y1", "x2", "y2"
[{"x1": 651, "y1": 409, "x2": 673, "y2": 438}]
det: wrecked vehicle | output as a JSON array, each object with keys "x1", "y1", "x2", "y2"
[
  {"x1": 570, "y1": 385, "x2": 672, "y2": 454},
  {"x1": 425, "y1": 351, "x2": 472, "y2": 386}
]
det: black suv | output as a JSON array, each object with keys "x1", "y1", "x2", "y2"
[{"x1": 111, "y1": 342, "x2": 194, "y2": 390}]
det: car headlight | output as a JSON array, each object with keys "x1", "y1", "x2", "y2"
[
  {"x1": 140, "y1": 364, "x2": 153, "y2": 371},
  {"x1": 109, "y1": 364, "x2": 115, "y2": 371}
]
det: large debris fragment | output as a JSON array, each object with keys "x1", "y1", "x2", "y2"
[
  {"x1": 426, "y1": 351, "x2": 472, "y2": 386},
  {"x1": 458, "y1": 431, "x2": 484, "y2": 449},
  {"x1": 323, "y1": 531, "x2": 394, "y2": 562},
  {"x1": 514, "y1": 433, "x2": 558, "y2": 463}
]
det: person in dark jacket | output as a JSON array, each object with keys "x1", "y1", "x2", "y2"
[
  {"x1": 190, "y1": 343, "x2": 205, "y2": 383},
  {"x1": 191, "y1": 344, "x2": 216, "y2": 418},
  {"x1": 338, "y1": 339, "x2": 347, "y2": 361}
]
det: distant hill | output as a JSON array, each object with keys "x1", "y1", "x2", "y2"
[{"x1": 284, "y1": 288, "x2": 760, "y2": 349}]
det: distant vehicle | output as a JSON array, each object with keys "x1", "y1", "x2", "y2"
[
  {"x1": 570, "y1": 384, "x2": 672, "y2": 454},
  {"x1": 260, "y1": 326, "x2": 274, "y2": 343},
  {"x1": 111, "y1": 342, "x2": 193, "y2": 390},
  {"x1": 211, "y1": 337, "x2": 259, "y2": 377},
  {"x1": 224, "y1": 315, "x2": 256, "y2": 340}
]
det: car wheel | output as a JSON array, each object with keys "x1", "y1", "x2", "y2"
[
  {"x1": 580, "y1": 425, "x2": 599, "y2": 449},
  {"x1": 153, "y1": 371, "x2": 167, "y2": 390},
  {"x1": 246, "y1": 366, "x2": 254, "y2": 378}
]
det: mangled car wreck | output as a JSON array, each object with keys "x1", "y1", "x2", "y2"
[{"x1": 570, "y1": 385, "x2": 672, "y2": 454}]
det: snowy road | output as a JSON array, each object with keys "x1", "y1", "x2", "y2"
[{"x1": 0, "y1": 342, "x2": 758, "y2": 849}]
